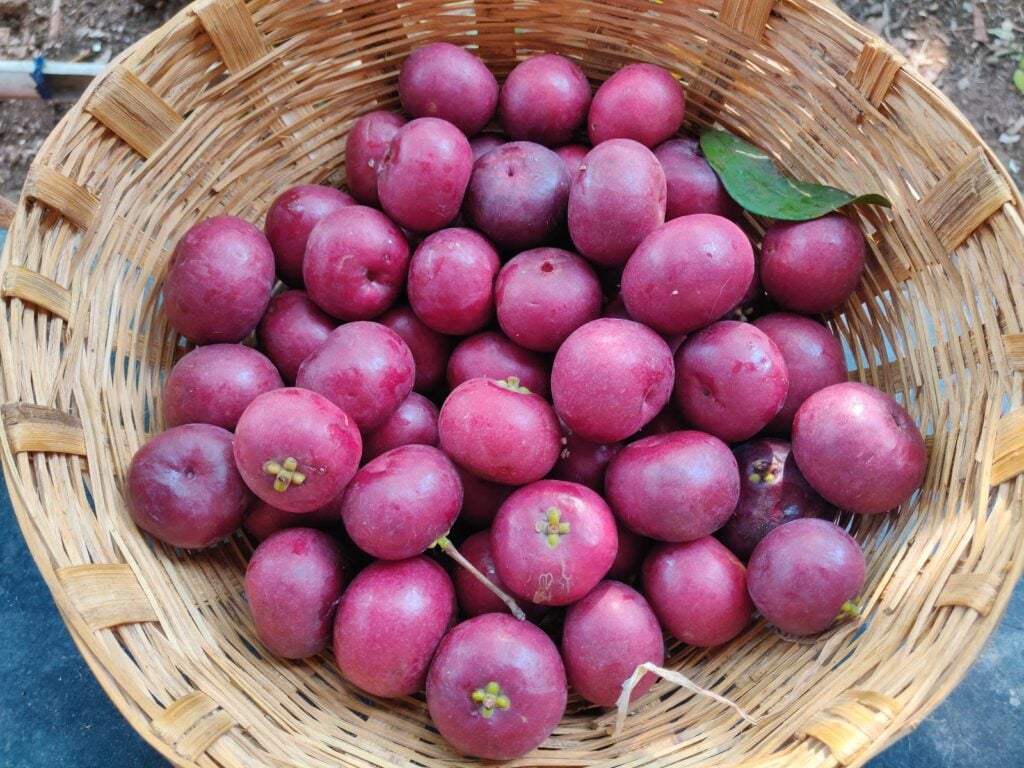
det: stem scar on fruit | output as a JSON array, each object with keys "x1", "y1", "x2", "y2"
[
  {"x1": 471, "y1": 681, "x2": 511, "y2": 718},
  {"x1": 263, "y1": 456, "x2": 306, "y2": 492},
  {"x1": 535, "y1": 507, "x2": 570, "y2": 548}
]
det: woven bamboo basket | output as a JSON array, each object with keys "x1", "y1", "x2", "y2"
[{"x1": 2, "y1": 0, "x2": 1023, "y2": 765}]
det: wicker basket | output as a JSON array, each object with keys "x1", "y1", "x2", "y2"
[{"x1": 2, "y1": 0, "x2": 1023, "y2": 765}]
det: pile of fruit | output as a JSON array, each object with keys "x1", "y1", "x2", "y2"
[{"x1": 126, "y1": 43, "x2": 927, "y2": 760}]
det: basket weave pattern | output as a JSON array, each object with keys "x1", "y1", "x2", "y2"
[{"x1": 2, "y1": 0, "x2": 1023, "y2": 766}]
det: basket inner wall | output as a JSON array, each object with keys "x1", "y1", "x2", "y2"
[{"x1": 1, "y1": 1, "x2": 1022, "y2": 767}]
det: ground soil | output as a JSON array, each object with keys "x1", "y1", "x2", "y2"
[{"x1": 1, "y1": 0, "x2": 1023, "y2": 200}]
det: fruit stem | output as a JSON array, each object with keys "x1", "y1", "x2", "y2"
[
  {"x1": 494, "y1": 376, "x2": 531, "y2": 395},
  {"x1": 433, "y1": 535, "x2": 527, "y2": 621},
  {"x1": 839, "y1": 600, "x2": 862, "y2": 618}
]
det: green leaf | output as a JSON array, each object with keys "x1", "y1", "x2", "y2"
[
  {"x1": 1014, "y1": 67, "x2": 1024, "y2": 96},
  {"x1": 700, "y1": 130, "x2": 892, "y2": 221}
]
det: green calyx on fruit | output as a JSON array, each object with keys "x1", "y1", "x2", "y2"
[
  {"x1": 471, "y1": 680, "x2": 511, "y2": 718},
  {"x1": 536, "y1": 507, "x2": 570, "y2": 548},
  {"x1": 495, "y1": 375, "x2": 531, "y2": 395},
  {"x1": 837, "y1": 600, "x2": 862, "y2": 621},
  {"x1": 263, "y1": 457, "x2": 306, "y2": 492},
  {"x1": 748, "y1": 458, "x2": 779, "y2": 485}
]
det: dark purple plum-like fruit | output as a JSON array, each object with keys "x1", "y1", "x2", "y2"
[
  {"x1": 334, "y1": 556, "x2": 456, "y2": 697},
  {"x1": 426, "y1": 613, "x2": 567, "y2": 760},
  {"x1": 407, "y1": 227, "x2": 500, "y2": 335},
  {"x1": 340, "y1": 444, "x2": 462, "y2": 560},
  {"x1": 791, "y1": 382, "x2": 927, "y2": 515},
  {"x1": 562, "y1": 580, "x2": 664, "y2": 706},
  {"x1": 256, "y1": 290, "x2": 337, "y2": 384},
  {"x1": 470, "y1": 133, "x2": 506, "y2": 161},
  {"x1": 673, "y1": 321, "x2": 789, "y2": 443},
  {"x1": 438, "y1": 377, "x2": 561, "y2": 485},
  {"x1": 127, "y1": 423, "x2": 250, "y2": 549},
  {"x1": 232, "y1": 387, "x2": 362, "y2": 513},
  {"x1": 495, "y1": 247, "x2": 602, "y2": 352},
  {"x1": 760, "y1": 213, "x2": 866, "y2": 313},
  {"x1": 605, "y1": 430, "x2": 739, "y2": 542},
  {"x1": 446, "y1": 331, "x2": 551, "y2": 398},
  {"x1": 377, "y1": 303, "x2": 454, "y2": 393},
  {"x1": 643, "y1": 537, "x2": 754, "y2": 647},
  {"x1": 717, "y1": 438, "x2": 833, "y2": 560},
  {"x1": 302, "y1": 206, "x2": 409, "y2": 321},
  {"x1": 162, "y1": 344, "x2": 282, "y2": 431},
  {"x1": 244, "y1": 527, "x2": 347, "y2": 658},
  {"x1": 377, "y1": 117, "x2": 474, "y2": 232},
  {"x1": 465, "y1": 142, "x2": 571, "y2": 252},
  {"x1": 162, "y1": 216, "x2": 275, "y2": 344},
  {"x1": 398, "y1": 42, "x2": 498, "y2": 136},
  {"x1": 361, "y1": 392, "x2": 439, "y2": 462},
  {"x1": 264, "y1": 184, "x2": 355, "y2": 287},
  {"x1": 606, "y1": 520, "x2": 651, "y2": 582},
  {"x1": 554, "y1": 143, "x2": 589, "y2": 175},
  {"x1": 620, "y1": 214, "x2": 755, "y2": 335},
  {"x1": 568, "y1": 139, "x2": 667, "y2": 267},
  {"x1": 552, "y1": 429, "x2": 623, "y2": 492},
  {"x1": 242, "y1": 497, "x2": 341, "y2": 540},
  {"x1": 454, "y1": 530, "x2": 544, "y2": 620},
  {"x1": 551, "y1": 318, "x2": 674, "y2": 443},
  {"x1": 296, "y1": 321, "x2": 415, "y2": 431},
  {"x1": 752, "y1": 312, "x2": 848, "y2": 434},
  {"x1": 455, "y1": 465, "x2": 514, "y2": 530},
  {"x1": 654, "y1": 137, "x2": 741, "y2": 220},
  {"x1": 345, "y1": 110, "x2": 407, "y2": 206},
  {"x1": 746, "y1": 518, "x2": 866, "y2": 636},
  {"x1": 499, "y1": 54, "x2": 592, "y2": 146},
  {"x1": 491, "y1": 479, "x2": 618, "y2": 606},
  {"x1": 587, "y1": 63, "x2": 684, "y2": 148}
]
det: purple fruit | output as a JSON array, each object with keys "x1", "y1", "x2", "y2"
[
  {"x1": 426, "y1": 613, "x2": 567, "y2": 760},
  {"x1": 398, "y1": 43, "x2": 498, "y2": 136},
  {"x1": 162, "y1": 344, "x2": 282, "y2": 431},
  {"x1": 554, "y1": 143, "x2": 589, "y2": 175},
  {"x1": 760, "y1": 213, "x2": 866, "y2": 314},
  {"x1": 562, "y1": 581, "x2": 663, "y2": 706},
  {"x1": 654, "y1": 137, "x2": 740, "y2": 220},
  {"x1": 242, "y1": 497, "x2": 341, "y2": 540},
  {"x1": 620, "y1": 214, "x2": 755, "y2": 335},
  {"x1": 491, "y1": 479, "x2": 618, "y2": 606},
  {"x1": 256, "y1": 290, "x2": 337, "y2": 385},
  {"x1": 499, "y1": 54, "x2": 592, "y2": 146},
  {"x1": 264, "y1": 185, "x2": 355, "y2": 286},
  {"x1": 453, "y1": 530, "x2": 543, "y2": 620},
  {"x1": 377, "y1": 303, "x2": 454, "y2": 393},
  {"x1": 495, "y1": 247, "x2": 602, "y2": 352},
  {"x1": 643, "y1": 537, "x2": 754, "y2": 647},
  {"x1": 470, "y1": 133, "x2": 506, "y2": 161},
  {"x1": 245, "y1": 528, "x2": 347, "y2": 658},
  {"x1": 605, "y1": 430, "x2": 740, "y2": 542},
  {"x1": 127, "y1": 423, "x2": 250, "y2": 549},
  {"x1": 361, "y1": 392, "x2": 440, "y2": 462},
  {"x1": 446, "y1": 331, "x2": 551, "y2": 398},
  {"x1": 340, "y1": 445, "x2": 462, "y2": 560},
  {"x1": 791, "y1": 382, "x2": 927, "y2": 515},
  {"x1": 439, "y1": 377, "x2": 561, "y2": 485},
  {"x1": 232, "y1": 387, "x2": 362, "y2": 513},
  {"x1": 303, "y1": 206, "x2": 409, "y2": 321},
  {"x1": 747, "y1": 518, "x2": 866, "y2": 636},
  {"x1": 588, "y1": 63, "x2": 684, "y2": 148},
  {"x1": 345, "y1": 110, "x2": 407, "y2": 206},
  {"x1": 465, "y1": 141, "x2": 571, "y2": 252},
  {"x1": 551, "y1": 318, "x2": 674, "y2": 443},
  {"x1": 752, "y1": 312, "x2": 848, "y2": 434},
  {"x1": 552, "y1": 429, "x2": 623, "y2": 492},
  {"x1": 673, "y1": 321, "x2": 789, "y2": 443},
  {"x1": 407, "y1": 227, "x2": 500, "y2": 335},
  {"x1": 163, "y1": 216, "x2": 275, "y2": 344},
  {"x1": 717, "y1": 438, "x2": 833, "y2": 560},
  {"x1": 334, "y1": 556, "x2": 457, "y2": 696},
  {"x1": 296, "y1": 321, "x2": 415, "y2": 431},
  {"x1": 568, "y1": 139, "x2": 667, "y2": 267},
  {"x1": 378, "y1": 117, "x2": 474, "y2": 232},
  {"x1": 455, "y1": 465, "x2": 514, "y2": 530}
]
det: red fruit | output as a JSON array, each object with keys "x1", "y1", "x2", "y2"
[
  {"x1": 361, "y1": 392, "x2": 439, "y2": 463},
  {"x1": 446, "y1": 331, "x2": 551, "y2": 398},
  {"x1": 256, "y1": 290, "x2": 337, "y2": 385},
  {"x1": 588, "y1": 63, "x2": 684, "y2": 148},
  {"x1": 491, "y1": 479, "x2": 618, "y2": 606},
  {"x1": 345, "y1": 111, "x2": 406, "y2": 206},
  {"x1": 264, "y1": 184, "x2": 355, "y2": 286}
]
